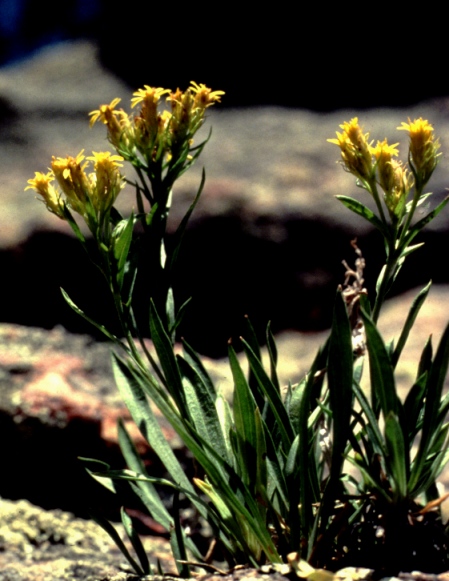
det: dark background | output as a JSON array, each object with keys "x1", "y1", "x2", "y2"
[{"x1": 1, "y1": 1, "x2": 447, "y2": 111}]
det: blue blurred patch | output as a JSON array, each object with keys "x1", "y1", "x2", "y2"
[{"x1": 0, "y1": 0, "x2": 101, "y2": 66}]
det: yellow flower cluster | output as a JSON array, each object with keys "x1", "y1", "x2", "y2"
[
  {"x1": 328, "y1": 117, "x2": 440, "y2": 220},
  {"x1": 89, "y1": 82, "x2": 224, "y2": 166},
  {"x1": 26, "y1": 150, "x2": 125, "y2": 225}
]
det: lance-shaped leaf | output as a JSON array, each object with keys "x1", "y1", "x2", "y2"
[
  {"x1": 149, "y1": 299, "x2": 188, "y2": 416},
  {"x1": 391, "y1": 281, "x2": 432, "y2": 369},
  {"x1": 240, "y1": 338, "x2": 295, "y2": 451},
  {"x1": 384, "y1": 411, "x2": 408, "y2": 501},
  {"x1": 336, "y1": 196, "x2": 391, "y2": 239},
  {"x1": 361, "y1": 307, "x2": 398, "y2": 418},
  {"x1": 229, "y1": 342, "x2": 257, "y2": 487},
  {"x1": 409, "y1": 322, "x2": 449, "y2": 493}
]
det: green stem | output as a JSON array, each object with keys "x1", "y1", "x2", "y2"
[
  {"x1": 371, "y1": 240, "x2": 399, "y2": 323},
  {"x1": 397, "y1": 181, "x2": 424, "y2": 250},
  {"x1": 368, "y1": 178, "x2": 387, "y2": 226}
]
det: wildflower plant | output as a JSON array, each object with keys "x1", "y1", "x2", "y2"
[{"x1": 26, "y1": 92, "x2": 449, "y2": 577}]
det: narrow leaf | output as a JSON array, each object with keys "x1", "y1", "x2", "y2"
[
  {"x1": 336, "y1": 196, "x2": 390, "y2": 238},
  {"x1": 121, "y1": 507, "x2": 151, "y2": 575},
  {"x1": 384, "y1": 412, "x2": 408, "y2": 500},
  {"x1": 240, "y1": 338, "x2": 295, "y2": 450},
  {"x1": 361, "y1": 307, "x2": 398, "y2": 417},
  {"x1": 170, "y1": 491, "x2": 190, "y2": 578},
  {"x1": 149, "y1": 299, "x2": 187, "y2": 415},
  {"x1": 391, "y1": 281, "x2": 432, "y2": 368},
  {"x1": 91, "y1": 513, "x2": 145, "y2": 576}
]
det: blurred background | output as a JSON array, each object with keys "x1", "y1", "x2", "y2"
[{"x1": 1, "y1": 1, "x2": 449, "y2": 357}]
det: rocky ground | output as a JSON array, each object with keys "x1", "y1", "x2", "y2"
[{"x1": 2, "y1": 40, "x2": 449, "y2": 580}]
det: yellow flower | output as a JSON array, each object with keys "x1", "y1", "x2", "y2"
[
  {"x1": 25, "y1": 171, "x2": 65, "y2": 218},
  {"x1": 371, "y1": 139, "x2": 400, "y2": 193},
  {"x1": 89, "y1": 97, "x2": 122, "y2": 127},
  {"x1": 168, "y1": 82, "x2": 225, "y2": 144},
  {"x1": 51, "y1": 150, "x2": 90, "y2": 215},
  {"x1": 130, "y1": 86, "x2": 170, "y2": 110},
  {"x1": 397, "y1": 118, "x2": 441, "y2": 184},
  {"x1": 383, "y1": 160, "x2": 413, "y2": 220},
  {"x1": 86, "y1": 151, "x2": 125, "y2": 215},
  {"x1": 131, "y1": 86, "x2": 171, "y2": 157},
  {"x1": 328, "y1": 118, "x2": 374, "y2": 182},
  {"x1": 89, "y1": 98, "x2": 134, "y2": 157},
  {"x1": 189, "y1": 81, "x2": 225, "y2": 110},
  {"x1": 168, "y1": 87, "x2": 195, "y2": 142}
]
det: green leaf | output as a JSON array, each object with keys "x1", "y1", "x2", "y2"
[
  {"x1": 80, "y1": 457, "x2": 116, "y2": 494},
  {"x1": 90, "y1": 513, "x2": 146, "y2": 576},
  {"x1": 168, "y1": 168, "x2": 206, "y2": 273},
  {"x1": 170, "y1": 491, "x2": 190, "y2": 578},
  {"x1": 384, "y1": 411, "x2": 408, "y2": 500},
  {"x1": 336, "y1": 196, "x2": 390, "y2": 239},
  {"x1": 114, "y1": 353, "x2": 280, "y2": 563},
  {"x1": 391, "y1": 281, "x2": 432, "y2": 369},
  {"x1": 409, "y1": 322, "x2": 449, "y2": 492},
  {"x1": 111, "y1": 213, "x2": 135, "y2": 290},
  {"x1": 417, "y1": 336, "x2": 433, "y2": 380},
  {"x1": 60, "y1": 288, "x2": 126, "y2": 346},
  {"x1": 61, "y1": 204, "x2": 87, "y2": 246},
  {"x1": 403, "y1": 374, "x2": 427, "y2": 443},
  {"x1": 361, "y1": 307, "x2": 398, "y2": 418},
  {"x1": 117, "y1": 418, "x2": 173, "y2": 531},
  {"x1": 229, "y1": 342, "x2": 257, "y2": 486},
  {"x1": 317, "y1": 290, "x2": 354, "y2": 537},
  {"x1": 287, "y1": 378, "x2": 307, "y2": 435},
  {"x1": 240, "y1": 338, "x2": 295, "y2": 451},
  {"x1": 243, "y1": 316, "x2": 265, "y2": 410},
  {"x1": 111, "y1": 354, "x2": 197, "y2": 500},
  {"x1": 177, "y1": 355, "x2": 230, "y2": 463},
  {"x1": 149, "y1": 299, "x2": 187, "y2": 415},
  {"x1": 121, "y1": 507, "x2": 151, "y2": 575},
  {"x1": 297, "y1": 346, "x2": 328, "y2": 543},
  {"x1": 266, "y1": 321, "x2": 281, "y2": 393},
  {"x1": 254, "y1": 407, "x2": 268, "y2": 504},
  {"x1": 169, "y1": 296, "x2": 192, "y2": 338},
  {"x1": 403, "y1": 195, "x2": 449, "y2": 247},
  {"x1": 215, "y1": 394, "x2": 236, "y2": 471},
  {"x1": 352, "y1": 381, "x2": 386, "y2": 457},
  {"x1": 182, "y1": 338, "x2": 216, "y2": 401},
  {"x1": 327, "y1": 289, "x2": 353, "y2": 478}
]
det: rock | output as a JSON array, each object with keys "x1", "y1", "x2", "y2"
[
  {"x1": 0, "y1": 323, "x2": 182, "y2": 521},
  {"x1": 0, "y1": 497, "x2": 175, "y2": 580}
]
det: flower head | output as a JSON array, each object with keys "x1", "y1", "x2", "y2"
[
  {"x1": 371, "y1": 139, "x2": 400, "y2": 193},
  {"x1": 86, "y1": 151, "x2": 125, "y2": 216},
  {"x1": 51, "y1": 151, "x2": 90, "y2": 215},
  {"x1": 131, "y1": 86, "x2": 171, "y2": 158},
  {"x1": 168, "y1": 82, "x2": 225, "y2": 143},
  {"x1": 89, "y1": 98, "x2": 134, "y2": 158},
  {"x1": 328, "y1": 118, "x2": 374, "y2": 182},
  {"x1": 397, "y1": 118, "x2": 441, "y2": 185},
  {"x1": 189, "y1": 81, "x2": 225, "y2": 110},
  {"x1": 25, "y1": 171, "x2": 65, "y2": 218},
  {"x1": 383, "y1": 160, "x2": 413, "y2": 221}
]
